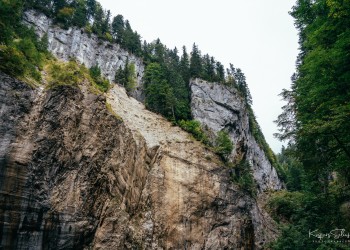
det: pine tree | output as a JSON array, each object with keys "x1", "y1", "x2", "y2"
[
  {"x1": 215, "y1": 61, "x2": 225, "y2": 83},
  {"x1": 189, "y1": 43, "x2": 202, "y2": 78},
  {"x1": 202, "y1": 54, "x2": 215, "y2": 81},
  {"x1": 86, "y1": 0, "x2": 96, "y2": 21},
  {"x1": 91, "y1": 2, "x2": 104, "y2": 36},
  {"x1": 180, "y1": 46, "x2": 190, "y2": 82},
  {"x1": 72, "y1": 0, "x2": 88, "y2": 28},
  {"x1": 52, "y1": 0, "x2": 66, "y2": 14},
  {"x1": 111, "y1": 14, "x2": 124, "y2": 43},
  {"x1": 102, "y1": 9, "x2": 111, "y2": 35}
]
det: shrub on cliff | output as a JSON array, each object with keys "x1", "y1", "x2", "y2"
[
  {"x1": 178, "y1": 120, "x2": 210, "y2": 145},
  {"x1": 47, "y1": 60, "x2": 84, "y2": 87},
  {"x1": 232, "y1": 160, "x2": 256, "y2": 197},
  {"x1": 215, "y1": 130, "x2": 233, "y2": 160},
  {"x1": 0, "y1": 45, "x2": 27, "y2": 77},
  {"x1": 114, "y1": 58, "x2": 137, "y2": 94},
  {"x1": 89, "y1": 64, "x2": 110, "y2": 92}
]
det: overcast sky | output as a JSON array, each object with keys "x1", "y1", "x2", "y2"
[{"x1": 98, "y1": 0, "x2": 299, "y2": 153}]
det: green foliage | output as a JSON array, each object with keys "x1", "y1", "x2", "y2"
[
  {"x1": 37, "y1": 33, "x2": 49, "y2": 53},
  {"x1": 47, "y1": 60, "x2": 84, "y2": 87},
  {"x1": 215, "y1": 130, "x2": 233, "y2": 160},
  {"x1": 0, "y1": 45, "x2": 27, "y2": 76},
  {"x1": 125, "y1": 62, "x2": 137, "y2": 92},
  {"x1": 71, "y1": 0, "x2": 88, "y2": 28},
  {"x1": 277, "y1": 0, "x2": 350, "y2": 182},
  {"x1": 189, "y1": 43, "x2": 203, "y2": 78},
  {"x1": 227, "y1": 64, "x2": 252, "y2": 105},
  {"x1": 89, "y1": 64, "x2": 110, "y2": 92},
  {"x1": 56, "y1": 7, "x2": 74, "y2": 28},
  {"x1": 144, "y1": 62, "x2": 174, "y2": 119},
  {"x1": 0, "y1": 0, "x2": 23, "y2": 44},
  {"x1": 106, "y1": 102, "x2": 123, "y2": 122},
  {"x1": 268, "y1": 191, "x2": 305, "y2": 223},
  {"x1": 248, "y1": 106, "x2": 277, "y2": 167},
  {"x1": 268, "y1": 188, "x2": 350, "y2": 250},
  {"x1": 45, "y1": 59, "x2": 110, "y2": 93},
  {"x1": 0, "y1": 1, "x2": 49, "y2": 82},
  {"x1": 0, "y1": 37, "x2": 46, "y2": 81},
  {"x1": 273, "y1": 2, "x2": 350, "y2": 247},
  {"x1": 178, "y1": 120, "x2": 210, "y2": 145},
  {"x1": 114, "y1": 59, "x2": 136, "y2": 93},
  {"x1": 89, "y1": 63, "x2": 101, "y2": 79},
  {"x1": 276, "y1": 146, "x2": 305, "y2": 191},
  {"x1": 232, "y1": 160, "x2": 256, "y2": 197}
]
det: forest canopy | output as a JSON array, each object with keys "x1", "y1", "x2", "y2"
[{"x1": 272, "y1": 0, "x2": 350, "y2": 249}]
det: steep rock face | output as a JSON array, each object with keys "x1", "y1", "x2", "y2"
[
  {"x1": 0, "y1": 73, "x2": 150, "y2": 249},
  {"x1": 0, "y1": 72, "x2": 278, "y2": 249},
  {"x1": 23, "y1": 10, "x2": 145, "y2": 101},
  {"x1": 191, "y1": 78, "x2": 282, "y2": 191}
]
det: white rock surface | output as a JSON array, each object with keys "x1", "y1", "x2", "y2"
[
  {"x1": 191, "y1": 78, "x2": 282, "y2": 191},
  {"x1": 23, "y1": 10, "x2": 145, "y2": 101}
]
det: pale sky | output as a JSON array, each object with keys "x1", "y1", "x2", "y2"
[{"x1": 98, "y1": 0, "x2": 299, "y2": 153}]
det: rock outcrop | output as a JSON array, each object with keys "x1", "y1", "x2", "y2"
[
  {"x1": 23, "y1": 10, "x2": 145, "y2": 101},
  {"x1": 0, "y1": 72, "x2": 278, "y2": 249},
  {"x1": 191, "y1": 78, "x2": 282, "y2": 191}
]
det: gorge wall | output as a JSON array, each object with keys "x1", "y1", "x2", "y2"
[
  {"x1": 23, "y1": 10, "x2": 145, "y2": 101},
  {"x1": 0, "y1": 9, "x2": 284, "y2": 249},
  {"x1": 191, "y1": 79, "x2": 282, "y2": 191},
  {"x1": 23, "y1": 9, "x2": 282, "y2": 194},
  {"x1": 0, "y1": 72, "x2": 278, "y2": 249}
]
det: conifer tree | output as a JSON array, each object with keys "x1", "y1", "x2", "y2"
[
  {"x1": 86, "y1": 0, "x2": 96, "y2": 21},
  {"x1": 72, "y1": 0, "x2": 88, "y2": 28},
  {"x1": 189, "y1": 43, "x2": 203, "y2": 78},
  {"x1": 111, "y1": 14, "x2": 124, "y2": 43},
  {"x1": 180, "y1": 46, "x2": 190, "y2": 82}
]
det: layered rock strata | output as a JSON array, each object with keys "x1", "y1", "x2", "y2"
[{"x1": 0, "y1": 73, "x2": 278, "y2": 249}]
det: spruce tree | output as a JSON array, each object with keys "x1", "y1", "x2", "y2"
[
  {"x1": 180, "y1": 46, "x2": 190, "y2": 82},
  {"x1": 189, "y1": 43, "x2": 203, "y2": 78}
]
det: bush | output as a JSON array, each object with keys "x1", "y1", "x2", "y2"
[
  {"x1": 179, "y1": 120, "x2": 210, "y2": 145},
  {"x1": 232, "y1": 160, "x2": 256, "y2": 196},
  {"x1": 0, "y1": 45, "x2": 27, "y2": 76},
  {"x1": 115, "y1": 61, "x2": 137, "y2": 93},
  {"x1": 267, "y1": 191, "x2": 305, "y2": 223},
  {"x1": 56, "y1": 7, "x2": 74, "y2": 28},
  {"x1": 215, "y1": 130, "x2": 233, "y2": 160},
  {"x1": 47, "y1": 60, "x2": 83, "y2": 87},
  {"x1": 89, "y1": 64, "x2": 110, "y2": 92}
]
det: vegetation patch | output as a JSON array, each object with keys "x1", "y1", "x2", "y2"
[
  {"x1": 114, "y1": 58, "x2": 137, "y2": 94},
  {"x1": 89, "y1": 64, "x2": 110, "y2": 92},
  {"x1": 106, "y1": 102, "x2": 123, "y2": 122},
  {"x1": 214, "y1": 130, "x2": 234, "y2": 161},
  {"x1": 46, "y1": 59, "x2": 84, "y2": 88},
  {"x1": 231, "y1": 159, "x2": 257, "y2": 197},
  {"x1": 178, "y1": 120, "x2": 210, "y2": 145}
]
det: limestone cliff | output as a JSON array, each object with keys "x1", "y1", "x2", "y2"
[
  {"x1": 0, "y1": 72, "x2": 278, "y2": 249},
  {"x1": 191, "y1": 79, "x2": 282, "y2": 191},
  {"x1": 23, "y1": 10, "x2": 145, "y2": 101},
  {"x1": 0, "y1": 9, "x2": 285, "y2": 249},
  {"x1": 22, "y1": 10, "x2": 282, "y2": 192}
]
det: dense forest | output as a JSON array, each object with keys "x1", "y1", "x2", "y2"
[{"x1": 271, "y1": 0, "x2": 350, "y2": 249}]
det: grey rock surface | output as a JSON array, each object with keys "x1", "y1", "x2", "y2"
[
  {"x1": 23, "y1": 10, "x2": 145, "y2": 101},
  {"x1": 191, "y1": 78, "x2": 282, "y2": 191}
]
